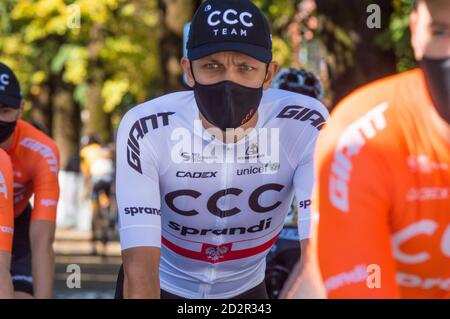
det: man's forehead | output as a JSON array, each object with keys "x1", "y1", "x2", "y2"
[{"x1": 421, "y1": 0, "x2": 450, "y2": 19}]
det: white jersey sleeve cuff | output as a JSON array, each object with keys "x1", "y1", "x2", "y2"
[
  {"x1": 297, "y1": 217, "x2": 312, "y2": 241},
  {"x1": 119, "y1": 225, "x2": 162, "y2": 250}
]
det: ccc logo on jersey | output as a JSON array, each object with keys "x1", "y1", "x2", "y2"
[{"x1": 165, "y1": 183, "x2": 285, "y2": 218}]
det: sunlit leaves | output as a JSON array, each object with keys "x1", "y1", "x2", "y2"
[
  {"x1": 1, "y1": 0, "x2": 160, "y2": 116},
  {"x1": 376, "y1": 0, "x2": 416, "y2": 71},
  {"x1": 273, "y1": 36, "x2": 292, "y2": 66},
  {"x1": 102, "y1": 78, "x2": 129, "y2": 113}
]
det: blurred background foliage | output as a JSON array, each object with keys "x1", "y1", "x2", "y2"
[{"x1": 0, "y1": 0, "x2": 415, "y2": 167}]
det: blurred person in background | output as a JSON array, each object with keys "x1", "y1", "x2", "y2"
[
  {"x1": 0, "y1": 149, "x2": 14, "y2": 298},
  {"x1": 0, "y1": 62, "x2": 60, "y2": 299},
  {"x1": 80, "y1": 135, "x2": 115, "y2": 256},
  {"x1": 288, "y1": 0, "x2": 449, "y2": 299},
  {"x1": 265, "y1": 67, "x2": 325, "y2": 299}
]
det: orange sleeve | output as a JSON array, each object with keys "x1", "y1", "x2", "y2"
[
  {"x1": 79, "y1": 147, "x2": 90, "y2": 176},
  {"x1": 315, "y1": 119, "x2": 400, "y2": 298},
  {"x1": 0, "y1": 152, "x2": 14, "y2": 253},
  {"x1": 31, "y1": 143, "x2": 61, "y2": 222}
]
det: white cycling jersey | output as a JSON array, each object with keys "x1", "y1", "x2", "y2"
[{"x1": 116, "y1": 88, "x2": 328, "y2": 298}]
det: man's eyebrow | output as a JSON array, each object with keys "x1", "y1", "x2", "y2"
[
  {"x1": 431, "y1": 21, "x2": 450, "y2": 28},
  {"x1": 203, "y1": 58, "x2": 221, "y2": 63},
  {"x1": 232, "y1": 59, "x2": 255, "y2": 66}
]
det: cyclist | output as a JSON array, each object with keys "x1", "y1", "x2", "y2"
[
  {"x1": 0, "y1": 62, "x2": 60, "y2": 299},
  {"x1": 291, "y1": 0, "x2": 449, "y2": 298},
  {"x1": 272, "y1": 67, "x2": 324, "y2": 100},
  {"x1": 0, "y1": 149, "x2": 14, "y2": 298},
  {"x1": 266, "y1": 67, "x2": 324, "y2": 299},
  {"x1": 80, "y1": 136, "x2": 115, "y2": 256},
  {"x1": 115, "y1": 0, "x2": 328, "y2": 299}
]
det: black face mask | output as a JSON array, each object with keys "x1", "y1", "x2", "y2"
[
  {"x1": 420, "y1": 57, "x2": 450, "y2": 124},
  {"x1": 193, "y1": 80, "x2": 264, "y2": 131},
  {"x1": 0, "y1": 120, "x2": 17, "y2": 143}
]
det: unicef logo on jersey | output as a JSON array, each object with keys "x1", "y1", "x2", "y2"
[{"x1": 207, "y1": 9, "x2": 254, "y2": 38}]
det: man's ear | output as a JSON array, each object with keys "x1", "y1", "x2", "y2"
[
  {"x1": 263, "y1": 61, "x2": 279, "y2": 90},
  {"x1": 410, "y1": 4, "x2": 424, "y2": 61},
  {"x1": 17, "y1": 100, "x2": 25, "y2": 119},
  {"x1": 181, "y1": 57, "x2": 195, "y2": 88},
  {"x1": 410, "y1": 9, "x2": 418, "y2": 58}
]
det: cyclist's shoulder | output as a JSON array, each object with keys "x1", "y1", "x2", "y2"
[
  {"x1": 331, "y1": 69, "x2": 422, "y2": 126},
  {"x1": 0, "y1": 149, "x2": 13, "y2": 207},
  {"x1": 263, "y1": 88, "x2": 328, "y2": 116},
  {"x1": 121, "y1": 91, "x2": 194, "y2": 123},
  {"x1": 117, "y1": 91, "x2": 195, "y2": 149},
  {"x1": 0, "y1": 148, "x2": 9, "y2": 161},
  {"x1": 14, "y1": 120, "x2": 59, "y2": 156},
  {"x1": 315, "y1": 71, "x2": 423, "y2": 168},
  {"x1": 262, "y1": 88, "x2": 329, "y2": 132},
  {"x1": 0, "y1": 148, "x2": 12, "y2": 172}
]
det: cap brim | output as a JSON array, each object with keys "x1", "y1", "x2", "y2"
[
  {"x1": 0, "y1": 95, "x2": 21, "y2": 108},
  {"x1": 188, "y1": 42, "x2": 272, "y2": 64}
]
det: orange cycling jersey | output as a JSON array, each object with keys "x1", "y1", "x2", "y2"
[
  {"x1": 315, "y1": 69, "x2": 450, "y2": 299},
  {"x1": 0, "y1": 149, "x2": 14, "y2": 253},
  {"x1": 6, "y1": 120, "x2": 60, "y2": 222}
]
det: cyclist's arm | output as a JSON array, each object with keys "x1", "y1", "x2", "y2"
[
  {"x1": 29, "y1": 144, "x2": 60, "y2": 298},
  {"x1": 79, "y1": 154, "x2": 93, "y2": 197},
  {"x1": 316, "y1": 127, "x2": 400, "y2": 298},
  {"x1": 79, "y1": 151, "x2": 90, "y2": 177},
  {"x1": 0, "y1": 156, "x2": 14, "y2": 299},
  {"x1": 281, "y1": 216, "x2": 326, "y2": 299},
  {"x1": 0, "y1": 252, "x2": 13, "y2": 299},
  {"x1": 30, "y1": 220, "x2": 55, "y2": 298},
  {"x1": 122, "y1": 247, "x2": 160, "y2": 298},
  {"x1": 280, "y1": 134, "x2": 320, "y2": 298},
  {"x1": 279, "y1": 239, "x2": 315, "y2": 299},
  {"x1": 291, "y1": 98, "x2": 329, "y2": 242},
  {"x1": 116, "y1": 111, "x2": 162, "y2": 299}
]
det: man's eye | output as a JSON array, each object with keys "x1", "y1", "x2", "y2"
[
  {"x1": 205, "y1": 63, "x2": 221, "y2": 70},
  {"x1": 239, "y1": 65, "x2": 255, "y2": 72},
  {"x1": 431, "y1": 27, "x2": 450, "y2": 37}
]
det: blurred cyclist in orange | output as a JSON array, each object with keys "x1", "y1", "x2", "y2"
[
  {"x1": 0, "y1": 148, "x2": 14, "y2": 298},
  {"x1": 0, "y1": 62, "x2": 60, "y2": 299},
  {"x1": 287, "y1": 0, "x2": 449, "y2": 298}
]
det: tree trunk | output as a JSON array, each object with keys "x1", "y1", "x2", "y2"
[
  {"x1": 29, "y1": 84, "x2": 52, "y2": 135},
  {"x1": 158, "y1": 0, "x2": 200, "y2": 93},
  {"x1": 316, "y1": 0, "x2": 397, "y2": 107},
  {"x1": 52, "y1": 81, "x2": 80, "y2": 169},
  {"x1": 85, "y1": 23, "x2": 110, "y2": 143}
]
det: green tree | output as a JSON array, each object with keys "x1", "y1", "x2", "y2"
[{"x1": 0, "y1": 0, "x2": 161, "y2": 166}]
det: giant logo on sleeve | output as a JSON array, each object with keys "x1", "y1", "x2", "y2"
[{"x1": 127, "y1": 112, "x2": 175, "y2": 174}]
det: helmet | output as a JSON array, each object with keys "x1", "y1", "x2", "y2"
[{"x1": 272, "y1": 67, "x2": 324, "y2": 101}]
